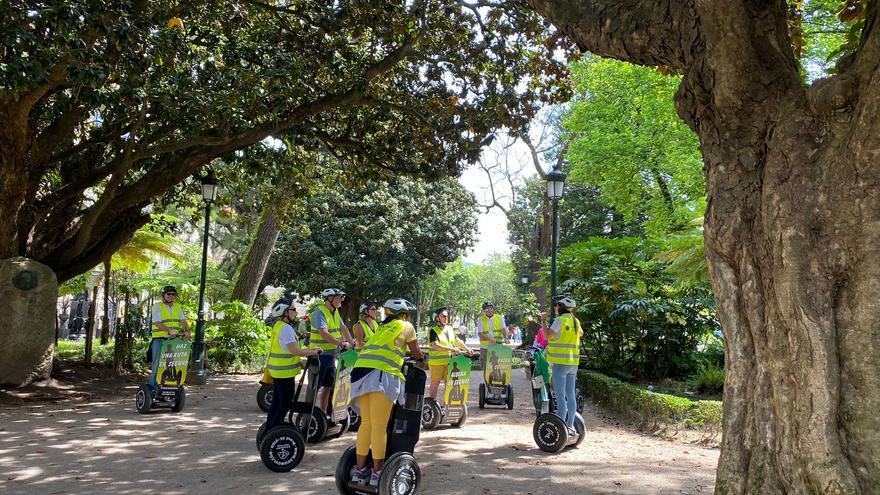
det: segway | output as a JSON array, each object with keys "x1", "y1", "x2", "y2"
[
  {"x1": 255, "y1": 354, "x2": 321, "y2": 472},
  {"x1": 421, "y1": 354, "x2": 474, "y2": 429},
  {"x1": 335, "y1": 357, "x2": 427, "y2": 495},
  {"x1": 291, "y1": 347, "x2": 355, "y2": 443},
  {"x1": 136, "y1": 337, "x2": 191, "y2": 414},
  {"x1": 521, "y1": 346, "x2": 585, "y2": 416},
  {"x1": 478, "y1": 344, "x2": 513, "y2": 409}
]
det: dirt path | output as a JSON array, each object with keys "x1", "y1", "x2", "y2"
[{"x1": 0, "y1": 368, "x2": 717, "y2": 495}]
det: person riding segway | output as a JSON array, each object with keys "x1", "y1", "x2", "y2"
[
  {"x1": 344, "y1": 300, "x2": 379, "y2": 432},
  {"x1": 422, "y1": 307, "x2": 474, "y2": 429},
  {"x1": 476, "y1": 301, "x2": 514, "y2": 409},
  {"x1": 136, "y1": 285, "x2": 191, "y2": 414},
  {"x1": 256, "y1": 295, "x2": 322, "y2": 471},
  {"x1": 303, "y1": 288, "x2": 355, "y2": 440},
  {"x1": 532, "y1": 296, "x2": 587, "y2": 453},
  {"x1": 335, "y1": 298, "x2": 426, "y2": 493}
]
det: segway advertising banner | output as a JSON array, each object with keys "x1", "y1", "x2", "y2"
[
  {"x1": 444, "y1": 354, "x2": 472, "y2": 410},
  {"x1": 483, "y1": 344, "x2": 512, "y2": 387},
  {"x1": 157, "y1": 338, "x2": 191, "y2": 387},
  {"x1": 331, "y1": 349, "x2": 358, "y2": 422}
]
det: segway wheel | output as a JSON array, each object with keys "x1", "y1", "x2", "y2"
[
  {"x1": 506, "y1": 384, "x2": 514, "y2": 410},
  {"x1": 380, "y1": 452, "x2": 420, "y2": 495},
  {"x1": 451, "y1": 404, "x2": 468, "y2": 428},
  {"x1": 334, "y1": 445, "x2": 360, "y2": 495},
  {"x1": 260, "y1": 426, "x2": 306, "y2": 472},
  {"x1": 256, "y1": 422, "x2": 268, "y2": 450},
  {"x1": 421, "y1": 398, "x2": 442, "y2": 430},
  {"x1": 478, "y1": 383, "x2": 486, "y2": 409},
  {"x1": 257, "y1": 383, "x2": 273, "y2": 413},
  {"x1": 347, "y1": 407, "x2": 361, "y2": 432},
  {"x1": 295, "y1": 407, "x2": 329, "y2": 443},
  {"x1": 171, "y1": 386, "x2": 186, "y2": 413},
  {"x1": 573, "y1": 413, "x2": 586, "y2": 447},
  {"x1": 136, "y1": 384, "x2": 153, "y2": 414},
  {"x1": 576, "y1": 388, "x2": 585, "y2": 414},
  {"x1": 533, "y1": 413, "x2": 568, "y2": 453}
]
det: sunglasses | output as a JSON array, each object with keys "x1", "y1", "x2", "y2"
[{"x1": 165, "y1": 293, "x2": 177, "y2": 296}]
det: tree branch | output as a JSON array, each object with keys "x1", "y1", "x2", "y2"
[{"x1": 525, "y1": 0, "x2": 695, "y2": 70}]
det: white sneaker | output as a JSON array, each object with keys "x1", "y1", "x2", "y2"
[
  {"x1": 567, "y1": 426, "x2": 578, "y2": 437},
  {"x1": 369, "y1": 469, "x2": 382, "y2": 487},
  {"x1": 350, "y1": 466, "x2": 369, "y2": 484}
]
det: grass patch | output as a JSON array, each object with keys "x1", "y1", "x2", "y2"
[{"x1": 579, "y1": 370, "x2": 721, "y2": 441}]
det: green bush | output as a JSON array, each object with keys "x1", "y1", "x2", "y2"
[
  {"x1": 694, "y1": 362, "x2": 724, "y2": 395},
  {"x1": 579, "y1": 370, "x2": 722, "y2": 437},
  {"x1": 205, "y1": 300, "x2": 271, "y2": 372},
  {"x1": 54, "y1": 339, "x2": 149, "y2": 370}
]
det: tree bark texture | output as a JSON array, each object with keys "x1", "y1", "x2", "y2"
[
  {"x1": 100, "y1": 259, "x2": 111, "y2": 345},
  {"x1": 528, "y1": 1, "x2": 880, "y2": 493},
  {"x1": 230, "y1": 210, "x2": 280, "y2": 306}
]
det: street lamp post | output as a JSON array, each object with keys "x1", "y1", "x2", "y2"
[
  {"x1": 545, "y1": 164, "x2": 566, "y2": 323},
  {"x1": 189, "y1": 171, "x2": 220, "y2": 385}
]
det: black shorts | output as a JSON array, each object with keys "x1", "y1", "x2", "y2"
[{"x1": 317, "y1": 353, "x2": 337, "y2": 387}]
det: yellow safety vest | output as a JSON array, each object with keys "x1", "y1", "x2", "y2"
[
  {"x1": 354, "y1": 319, "x2": 406, "y2": 379},
  {"x1": 546, "y1": 313, "x2": 581, "y2": 366},
  {"x1": 355, "y1": 319, "x2": 377, "y2": 350},
  {"x1": 479, "y1": 314, "x2": 504, "y2": 346},
  {"x1": 151, "y1": 302, "x2": 183, "y2": 339},
  {"x1": 267, "y1": 321, "x2": 303, "y2": 379},
  {"x1": 429, "y1": 324, "x2": 456, "y2": 366},
  {"x1": 310, "y1": 303, "x2": 342, "y2": 351}
]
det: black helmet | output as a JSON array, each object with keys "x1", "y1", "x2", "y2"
[
  {"x1": 482, "y1": 301, "x2": 494, "y2": 310},
  {"x1": 162, "y1": 285, "x2": 177, "y2": 294}
]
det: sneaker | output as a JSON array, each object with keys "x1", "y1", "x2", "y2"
[
  {"x1": 567, "y1": 426, "x2": 578, "y2": 437},
  {"x1": 369, "y1": 469, "x2": 382, "y2": 487},
  {"x1": 350, "y1": 466, "x2": 369, "y2": 484}
]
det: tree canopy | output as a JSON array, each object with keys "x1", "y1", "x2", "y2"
[
  {"x1": 2, "y1": 0, "x2": 572, "y2": 282},
  {"x1": 271, "y1": 176, "x2": 478, "y2": 311}
]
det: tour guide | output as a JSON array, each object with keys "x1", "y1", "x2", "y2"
[
  {"x1": 347, "y1": 298, "x2": 424, "y2": 488},
  {"x1": 476, "y1": 301, "x2": 506, "y2": 366},
  {"x1": 265, "y1": 295, "x2": 321, "y2": 431},
  {"x1": 148, "y1": 285, "x2": 190, "y2": 394},
  {"x1": 310, "y1": 288, "x2": 355, "y2": 414}
]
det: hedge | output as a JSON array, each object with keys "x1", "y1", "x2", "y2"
[{"x1": 578, "y1": 370, "x2": 722, "y2": 440}]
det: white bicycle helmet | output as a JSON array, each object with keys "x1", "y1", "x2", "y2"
[
  {"x1": 269, "y1": 294, "x2": 295, "y2": 317},
  {"x1": 320, "y1": 288, "x2": 346, "y2": 298},
  {"x1": 383, "y1": 298, "x2": 416, "y2": 316},
  {"x1": 553, "y1": 295, "x2": 576, "y2": 309}
]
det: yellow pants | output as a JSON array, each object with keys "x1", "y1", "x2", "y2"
[{"x1": 356, "y1": 391, "x2": 394, "y2": 460}]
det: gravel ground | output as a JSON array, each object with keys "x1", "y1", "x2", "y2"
[{"x1": 0, "y1": 365, "x2": 717, "y2": 495}]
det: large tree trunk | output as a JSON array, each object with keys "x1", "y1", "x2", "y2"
[
  {"x1": 230, "y1": 210, "x2": 280, "y2": 306},
  {"x1": 527, "y1": 1, "x2": 880, "y2": 493}
]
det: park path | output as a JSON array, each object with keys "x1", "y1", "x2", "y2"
[{"x1": 0, "y1": 367, "x2": 717, "y2": 495}]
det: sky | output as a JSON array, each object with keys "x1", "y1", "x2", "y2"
[{"x1": 459, "y1": 135, "x2": 545, "y2": 265}]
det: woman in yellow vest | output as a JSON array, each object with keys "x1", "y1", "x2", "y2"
[
  {"x1": 347, "y1": 298, "x2": 424, "y2": 488},
  {"x1": 428, "y1": 306, "x2": 473, "y2": 401},
  {"x1": 265, "y1": 295, "x2": 321, "y2": 431},
  {"x1": 541, "y1": 295, "x2": 584, "y2": 437},
  {"x1": 352, "y1": 300, "x2": 379, "y2": 350}
]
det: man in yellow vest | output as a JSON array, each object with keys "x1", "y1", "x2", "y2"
[
  {"x1": 310, "y1": 288, "x2": 355, "y2": 414},
  {"x1": 541, "y1": 295, "x2": 584, "y2": 437},
  {"x1": 148, "y1": 286, "x2": 190, "y2": 394},
  {"x1": 477, "y1": 301, "x2": 506, "y2": 369}
]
